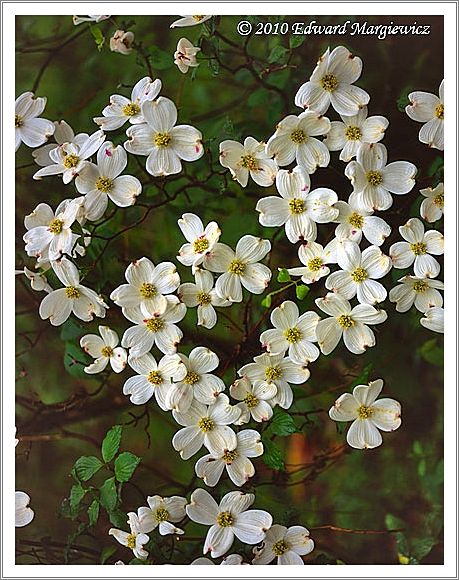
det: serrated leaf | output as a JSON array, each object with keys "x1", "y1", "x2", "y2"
[
  {"x1": 64, "y1": 341, "x2": 88, "y2": 378},
  {"x1": 277, "y1": 268, "x2": 291, "y2": 283},
  {"x1": 99, "y1": 477, "x2": 117, "y2": 511},
  {"x1": 69, "y1": 483, "x2": 86, "y2": 515},
  {"x1": 268, "y1": 409, "x2": 299, "y2": 436},
  {"x1": 261, "y1": 295, "x2": 272, "y2": 308},
  {"x1": 114, "y1": 452, "x2": 141, "y2": 482},
  {"x1": 74, "y1": 456, "x2": 103, "y2": 482},
  {"x1": 295, "y1": 284, "x2": 310, "y2": 300},
  {"x1": 268, "y1": 44, "x2": 289, "y2": 64},
  {"x1": 102, "y1": 425, "x2": 123, "y2": 463},
  {"x1": 88, "y1": 499, "x2": 100, "y2": 526},
  {"x1": 262, "y1": 439, "x2": 285, "y2": 471}
]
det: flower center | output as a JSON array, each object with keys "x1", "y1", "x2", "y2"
[
  {"x1": 320, "y1": 73, "x2": 339, "y2": 92},
  {"x1": 435, "y1": 104, "x2": 444, "y2": 120},
  {"x1": 240, "y1": 154, "x2": 259, "y2": 171},
  {"x1": 48, "y1": 218, "x2": 64, "y2": 234},
  {"x1": 197, "y1": 291, "x2": 212, "y2": 305},
  {"x1": 95, "y1": 176, "x2": 113, "y2": 192},
  {"x1": 65, "y1": 286, "x2": 80, "y2": 299},
  {"x1": 148, "y1": 370, "x2": 163, "y2": 385},
  {"x1": 193, "y1": 15, "x2": 205, "y2": 21},
  {"x1": 413, "y1": 280, "x2": 428, "y2": 293},
  {"x1": 101, "y1": 346, "x2": 114, "y2": 358},
  {"x1": 289, "y1": 198, "x2": 305, "y2": 214},
  {"x1": 338, "y1": 314, "x2": 355, "y2": 328},
  {"x1": 229, "y1": 259, "x2": 246, "y2": 275},
  {"x1": 126, "y1": 533, "x2": 136, "y2": 549},
  {"x1": 348, "y1": 212, "x2": 364, "y2": 229},
  {"x1": 265, "y1": 365, "x2": 282, "y2": 382},
  {"x1": 139, "y1": 282, "x2": 157, "y2": 299},
  {"x1": 345, "y1": 125, "x2": 362, "y2": 141},
  {"x1": 15, "y1": 114, "x2": 23, "y2": 128},
  {"x1": 122, "y1": 102, "x2": 141, "y2": 117},
  {"x1": 222, "y1": 449, "x2": 239, "y2": 464},
  {"x1": 243, "y1": 393, "x2": 259, "y2": 409},
  {"x1": 154, "y1": 132, "x2": 171, "y2": 147},
  {"x1": 216, "y1": 511, "x2": 234, "y2": 527},
  {"x1": 357, "y1": 404, "x2": 374, "y2": 419},
  {"x1": 145, "y1": 318, "x2": 164, "y2": 332},
  {"x1": 351, "y1": 266, "x2": 369, "y2": 283},
  {"x1": 272, "y1": 539, "x2": 290, "y2": 556},
  {"x1": 366, "y1": 170, "x2": 383, "y2": 187},
  {"x1": 284, "y1": 327, "x2": 302, "y2": 343},
  {"x1": 63, "y1": 154, "x2": 80, "y2": 169},
  {"x1": 308, "y1": 257, "x2": 323, "y2": 272},
  {"x1": 410, "y1": 242, "x2": 427, "y2": 256},
  {"x1": 193, "y1": 237, "x2": 210, "y2": 253},
  {"x1": 184, "y1": 371, "x2": 200, "y2": 385},
  {"x1": 290, "y1": 129, "x2": 307, "y2": 144},
  {"x1": 198, "y1": 417, "x2": 215, "y2": 432},
  {"x1": 155, "y1": 507, "x2": 170, "y2": 522},
  {"x1": 434, "y1": 193, "x2": 444, "y2": 207}
]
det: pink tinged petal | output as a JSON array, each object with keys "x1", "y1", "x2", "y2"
[
  {"x1": 80, "y1": 334, "x2": 104, "y2": 357},
  {"x1": 371, "y1": 398, "x2": 402, "y2": 431},
  {"x1": 356, "y1": 279, "x2": 387, "y2": 305},
  {"x1": 405, "y1": 91, "x2": 439, "y2": 122},
  {"x1": 414, "y1": 254, "x2": 441, "y2": 279},
  {"x1": 173, "y1": 426, "x2": 204, "y2": 459},
  {"x1": 382, "y1": 161, "x2": 417, "y2": 194},
  {"x1": 241, "y1": 263, "x2": 271, "y2": 294},
  {"x1": 343, "y1": 322, "x2": 375, "y2": 354},
  {"x1": 39, "y1": 289, "x2": 72, "y2": 326},
  {"x1": 97, "y1": 141, "x2": 127, "y2": 177},
  {"x1": 353, "y1": 379, "x2": 384, "y2": 406},
  {"x1": 390, "y1": 242, "x2": 414, "y2": 269},
  {"x1": 187, "y1": 489, "x2": 219, "y2": 524},
  {"x1": 424, "y1": 230, "x2": 444, "y2": 255},
  {"x1": 362, "y1": 216, "x2": 391, "y2": 246},
  {"x1": 123, "y1": 376, "x2": 154, "y2": 405},
  {"x1": 419, "y1": 118, "x2": 443, "y2": 150},
  {"x1": 414, "y1": 287, "x2": 443, "y2": 313},
  {"x1": 251, "y1": 400, "x2": 274, "y2": 422},
  {"x1": 124, "y1": 124, "x2": 155, "y2": 155},
  {"x1": 142, "y1": 96, "x2": 177, "y2": 132},
  {"x1": 329, "y1": 393, "x2": 359, "y2": 421},
  {"x1": 233, "y1": 510, "x2": 273, "y2": 544},
  {"x1": 146, "y1": 147, "x2": 182, "y2": 176},
  {"x1": 204, "y1": 525, "x2": 235, "y2": 558},
  {"x1": 330, "y1": 85, "x2": 370, "y2": 116},
  {"x1": 170, "y1": 125, "x2": 203, "y2": 161},
  {"x1": 220, "y1": 491, "x2": 255, "y2": 514},
  {"x1": 346, "y1": 419, "x2": 382, "y2": 449}
]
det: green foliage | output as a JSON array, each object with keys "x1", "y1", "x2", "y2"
[
  {"x1": 73, "y1": 456, "x2": 103, "y2": 482},
  {"x1": 114, "y1": 452, "x2": 141, "y2": 482},
  {"x1": 99, "y1": 477, "x2": 118, "y2": 511},
  {"x1": 262, "y1": 438, "x2": 285, "y2": 471},
  {"x1": 277, "y1": 268, "x2": 291, "y2": 283},
  {"x1": 87, "y1": 499, "x2": 100, "y2": 526},
  {"x1": 268, "y1": 44, "x2": 290, "y2": 64},
  {"x1": 418, "y1": 338, "x2": 443, "y2": 366},
  {"x1": 295, "y1": 284, "x2": 310, "y2": 300},
  {"x1": 63, "y1": 341, "x2": 87, "y2": 378},
  {"x1": 90, "y1": 25, "x2": 105, "y2": 51},
  {"x1": 148, "y1": 46, "x2": 173, "y2": 70},
  {"x1": 102, "y1": 425, "x2": 123, "y2": 463},
  {"x1": 266, "y1": 408, "x2": 300, "y2": 436},
  {"x1": 396, "y1": 85, "x2": 413, "y2": 112}
]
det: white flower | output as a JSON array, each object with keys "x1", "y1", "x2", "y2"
[
  {"x1": 174, "y1": 37, "x2": 200, "y2": 73},
  {"x1": 420, "y1": 306, "x2": 444, "y2": 333},
  {"x1": 294, "y1": 46, "x2": 370, "y2": 116},
  {"x1": 389, "y1": 218, "x2": 444, "y2": 279},
  {"x1": 256, "y1": 167, "x2": 339, "y2": 243},
  {"x1": 33, "y1": 130, "x2": 106, "y2": 184},
  {"x1": 32, "y1": 120, "x2": 87, "y2": 167},
  {"x1": 252, "y1": 524, "x2": 314, "y2": 565},
  {"x1": 345, "y1": 143, "x2": 417, "y2": 212},
  {"x1": 260, "y1": 300, "x2": 320, "y2": 364},
  {"x1": 75, "y1": 141, "x2": 142, "y2": 220},
  {"x1": 121, "y1": 296, "x2": 186, "y2": 357},
  {"x1": 94, "y1": 77, "x2": 162, "y2": 131},
  {"x1": 167, "y1": 347, "x2": 225, "y2": 412},
  {"x1": 137, "y1": 495, "x2": 187, "y2": 535},
  {"x1": 286, "y1": 240, "x2": 336, "y2": 284},
  {"x1": 39, "y1": 258, "x2": 108, "y2": 326},
  {"x1": 170, "y1": 15, "x2": 212, "y2": 28},
  {"x1": 196, "y1": 429, "x2": 263, "y2": 487},
  {"x1": 177, "y1": 213, "x2": 221, "y2": 272},
  {"x1": 15, "y1": 492, "x2": 34, "y2": 527},
  {"x1": 125, "y1": 96, "x2": 203, "y2": 177},
  {"x1": 326, "y1": 241, "x2": 391, "y2": 305},
  {"x1": 230, "y1": 377, "x2": 277, "y2": 423},
  {"x1": 420, "y1": 183, "x2": 444, "y2": 223},
  {"x1": 324, "y1": 106, "x2": 388, "y2": 161},
  {"x1": 204, "y1": 235, "x2": 271, "y2": 303},
  {"x1": 329, "y1": 379, "x2": 401, "y2": 449},
  {"x1": 80, "y1": 326, "x2": 127, "y2": 374},
  {"x1": 178, "y1": 270, "x2": 231, "y2": 329},
  {"x1": 186, "y1": 489, "x2": 272, "y2": 558},
  {"x1": 109, "y1": 512, "x2": 149, "y2": 560},
  {"x1": 315, "y1": 292, "x2": 387, "y2": 355},
  {"x1": 110, "y1": 30, "x2": 135, "y2": 54},
  {"x1": 110, "y1": 257, "x2": 180, "y2": 319},
  {"x1": 219, "y1": 137, "x2": 277, "y2": 187},
  {"x1": 192, "y1": 554, "x2": 246, "y2": 565},
  {"x1": 266, "y1": 112, "x2": 331, "y2": 173},
  {"x1": 333, "y1": 199, "x2": 391, "y2": 246},
  {"x1": 15, "y1": 266, "x2": 52, "y2": 293},
  {"x1": 123, "y1": 352, "x2": 185, "y2": 408},
  {"x1": 238, "y1": 352, "x2": 310, "y2": 410},
  {"x1": 73, "y1": 15, "x2": 110, "y2": 25},
  {"x1": 15, "y1": 91, "x2": 54, "y2": 152},
  {"x1": 405, "y1": 80, "x2": 444, "y2": 150},
  {"x1": 389, "y1": 275, "x2": 444, "y2": 313}
]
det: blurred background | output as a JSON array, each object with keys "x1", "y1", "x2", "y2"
[{"x1": 15, "y1": 14, "x2": 443, "y2": 565}]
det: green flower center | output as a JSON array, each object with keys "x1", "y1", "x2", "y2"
[
  {"x1": 338, "y1": 314, "x2": 354, "y2": 328},
  {"x1": 193, "y1": 237, "x2": 210, "y2": 253},
  {"x1": 126, "y1": 533, "x2": 136, "y2": 549},
  {"x1": 184, "y1": 371, "x2": 200, "y2": 385},
  {"x1": 155, "y1": 507, "x2": 170, "y2": 522},
  {"x1": 95, "y1": 176, "x2": 113, "y2": 192},
  {"x1": 197, "y1": 291, "x2": 212, "y2": 305},
  {"x1": 308, "y1": 257, "x2": 323, "y2": 272},
  {"x1": 410, "y1": 242, "x2": 427, "y2": 256},
  {"x1": 139, "y1": 282, "x2": 157, "y2": 299},
  {"x1": 272, "y1": 539, "x2": 290, "y2": 556},
  {"x1": 243, "y1": 393, "x2": 259, "y2": 409},
  {"x1": 290, "y1": 129, "x2": 307, "y2": 144},
  {"x1": 49, "y1": 218, "x2": 64, "y2": 234},
  {"x1": 348, "y1": 212, "x2": 364, "y2": 229},
  {"x1": 148, "y1": 370, "x2": 163, "y2": 385},
  {"x1": 320, "y1": 73, "x2": 339, "y2": 92},
  {"x1": 101, "y1": 346, "x2": 114, "y2": 358},
  {"x1": 241, "y1": 154, "x2": 259, "y2": 171},
  {"x1": 65, "y1": 286, "x2": 80, "y2": 299},
  {"x1": 345, "y1": 125, "x2": 362, "y2": 141},
  {"x1": 15, "y1": 114, "x2": 23, "y2": 128},
  {"x1": 285, "y1": 327, "x2": 302, "y2": 344},
  {"x1": 351, "y1": 266, "x2": 369, "y2": 283},
  {"x1": 122, "y1": 102, "x2": 141, "y2": 117},
  {"x1": 413, "y1": 281, "x2": 428, "y2": 293},
  {"x1": 366, "y1": 170, "x2": 383, "y2": 187},
  {"x1": 357, "y1": 404, "x2": 373, "y2": 419},
  {"x1": 63, "y1": 154, "x2": 80, "y2": 169},
  {"x1": 434, "y1": 193, "x2": 444, "y2": 207},
  {"x1": 154, "y1": 132, "x2": 171, "y2": 147},
  {"x1": 435, "y1": 104, "x2": 444, "y2": 120},
  {"x1": 229, "y1": 259, "x2": 246, "y2": 275},
  {"x1": 289, "y1": 198, "x2": 305, "y2": 214},
  {"x1": 145, "y1": 318, "x2": 164, "y2": 332},
  {"x1": 216, "y1": 511, "x2": 234, "y2": 527},
  {"x1": 265, "y1": 365, "x2": 282, "y2": 382},
  {"x1": 222, "y1": 449, "x2": 239, "y2": 464},
  {"x1": 198, "y1": 417, "x2": 214, "y2": 432}
]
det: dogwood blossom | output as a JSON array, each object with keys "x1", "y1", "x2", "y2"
[
  {"x1": 345, "y1": 143, "x2": 417, "y2": 212},
  {"x1": 73, "y1": 15, "x2": 110, "y2": 25},
  {"x1": 266, "y1": 112, "x2": 331, "y2": 173},
  {"x1": 137, "y1": 495, "x2": 187, "y2": 535},
  {"x1": 195, "y1": 429, "x2": 263, "y2": 487},
  {"x1": 32, "y1": 120, "x2": 87, "y2": 166},
  {"x1": 405, "y1": 80, "x2": 444, "y2": 150},
  {"x1": 294, "y1": 46, "x2": 370, "y2": 116},
  {"x1": 80, "y1": 326, "x2": 127, "y2": 374},
  {"x1": 186, "y1": 489, "x2": 273, "y2": 558},
  {"x1": 389, "y1": 218, "x2": 444, "y2": 279},
  {"x1": 15, "y1": 266, "x2": 52, "y2": 293},
  {"x1": 39, "y1": 258, "x2": 107, "y2": 325},
  {"x1": 177, "y1": 213, "x2": 221, "y2": 272},
  {"x1": 125, "y1": 96, "x2": 203, "y2": 176},
  {"x1": 286, "y1": 241, "x2": 336, "y2": 284},
  {"x1": 170, "y1": 15, "x2": 212, "y2": 28},
  {"x1": 389, "y1": 275, "x2": 444, "y2": 313},
  {"x1": 333, "y1": 199, "x2": 391, "y2": 246},
  {"x1": 252, "y1": 524, "x2": 314, "y2": 565},
  {"x1": 192, "y1": 554, "x2": 246, "y2": 565},
  {"x1": 15, "y1": 492, "x2": 34, "y2": 527},
  {"x1": 219, "y1": 137, "x2": 277, "y2": 187},
  {"x1": 230, "y1": 377, "x2": 277, "y2": 423},
  {"x1": 256, "y1": 167, "x2": 339, "y2": 242},
  {"x1": 329, "y1": 379, "x2": 401, "y2": 449},
  {"x1": 174, "y1": 37, "x2": 200, "y2": 73},
  {"x1": 420, "y1": 183, "x2": 444, "y2": 223},
  {"x1": 109, "y1": 512, "x2": 149, "y2": 560},
  {"x1": 420, "y1": 306, "x2": 444, "y2": 333},
  {"x1": 315, "y1": 292, "x2": 387, "y2": 355},
  {"x1": 110, "y1": 30, "x2": 135, "y2": 54},
  {"x1": 15, "y1": 91, "x2": 54, "y2": 151}
]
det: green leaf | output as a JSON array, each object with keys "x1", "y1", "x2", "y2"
[
  {"x1": 148, "y1": 46, "x2": 172, "y2": 70},
  {"x1": 69, "y1": 484, "x2": 86, "y2": 515},
  {"x1": 64, "y1": 341, "x2": 88, "y2": 378},
  {"x1": 385, "y1": 513, "x2": 409, "y2": 555},
  {"x1": 427, "y1": 157, "x2": 444, "y2": 178},
  {"x1": 418, "y1": 338, "x2": 443, "y2": 366},
  {"x1": 396, "y1": 86, "x2": 413, "y2": 112},
  {"x1": 99, "y1": 477, "x2": 117, "y2": 511},
  {"x1": 262, "y1": 439, "x2": 285, "y2": 471},
  {"x1": 268, "y1": 409, "x2": 299, "y2": 436},
  {"x1": 74, "y1": 456, "x2": 103, "y2": 482},
  {"x1": 261, "y1": 294, "x2": 272, "y2": 308},
  {"x1": 101, "y1": 425, "x2": 123, "y2": 463},
  {"x1": 290, "y1": 35, "x2": 305, "y2": 49},
  {"x1": 109, "y1": 508, "x2": 128, "y2": 528},
  {"x1": 87, "y1": 499, "x2": 100, "y2": 526},
  {"x1": 60, "y1": 319, "x2": 83, "y2": 341},
  {"x1": 349, "y1": 363, "x2": 373, "y2": 388},
  {"x1": 277, "y1": 268, "x2": 291, "y2": 283},
  {"x1": 114, "y1": 452, "x2": 141, "y2": 482},
  {"x1": 295, "y1": 284, "x2": 310, "y2": 300},
  {"x1": 411, "y1": 537, "x2": 437, "y2": 561},
  {"x1": 100, "y1": 545, "x2": 117, "y2": 565},
  {"x1": 268, "y1": 44, "x2": 289, "y2": 64},
  {"x1": 90, "y1": 25, "x2": 105, "y2": 51}
]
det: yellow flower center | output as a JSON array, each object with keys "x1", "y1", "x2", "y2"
[
  {"x1": 193, "y1": 237, "x2": 210, "y2": 253},
  {"x1": 193, "y1": 15, "x2": 205, "y2": 21},
  {"x1": 15, "y1": 114, "x2": 23, "y2": 128},
  {"x1": 338, "y1": 314, "x2": 354, "y2": 328},
  {"x1": 145, "y1": 318, "x2": 164, "y2": 332},
  {"x1": 126, "y1": 533, "x2": 136, "y2": 549},
  {"x1": 308, "y1": 257, "x2": 323, "y2": 272},
  {"x1": 184, "y1": 371, "x2": 200, "y2": 385},
  {"x1": 65, "y1": 286, "x2": 80, "y2": 299},
  {"x1": 290, "y1": 129, "x2": 307, "y2": 144},
  {"x1": 435, "y1": 104, "x2": 444, "y2": 120},
  {"x1": 320, "y1": 74, "x2": 339, "y2": 92},
  {"x1": 216, "y1": 511, "x2": 234, "y2": 527},
  {"x1": 289, "y1": 198, "x2": 305, "y2": 214},
  {"x1": 101, "y1": 346, "x2": 114, "y2": 358},
  {"x1": 95, "y1": 176, "x2": 113, "y2": 192},
  {"x1": 351, "y1": 266, "x2": 369, "y2": 283},
  {"x1": 48, "y1": 218, "x2": 64, "y2": 234},
  {"x1": 265, "y1": 365, "x2": 282, "y2": 382},
  {"x1": 198, "y1": 417, "x2": 215, "y2": 432},
  {"x1": 413, "y1": 280, "x2": 428, "y2": 293},
  {"x1": 345, "y1": 125, "x2": 362, "y2": 141},
  {"x1": 348, "y1": 212, "x2": 364, "y2": 229},
  {"x1": 272, "y1": 539, "x2": 290, "y2": 556},
  {"x1": 139, "y1": 282, "x2": 157, "y2": 299},
  {"x1": 197, "y1": 291, "x2": 212, "y2": 305},
  {"x1": 122, "y1": 102, "x2": 141, "y2": 117},
  {"x1": 240, "y1": 154, "x2": 259, "y2": 171},
  {"x1": 155, "y1": 507, "x2": 170, "y2": 522},
  {"x1": 148, "y1": 370, "x2": 163, "y2": 385},
  {"x1": 410, "y1": 242, "x2": 427, "y2": 256},
  {"x1": 154, "y1": 132, "x2": 171, "y2": 147},
  {"x1": 366, "y1": 170, "x2": 383, "y2": 187},
  {"x1": 229, "y1": 259, "x2": 246, "y2": 275},
  {"x1": 357, "y1": 404, "x2": 373, "y2": 419},
  {"x1": 222, "y1": 449, "x2": 239, "y2": 465},
  {"x1": 63, "y1": 154, "x2": 80, "y2": 169},
  {"x1": 243, "y1": 393, "x2": 259, "y2": 409},
  {"x1": 285, "y1": 327, "x2": 302, "y2": 344},
  {"x1": 434, "y1": 192, "x2": 444, "y2": 207}
]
